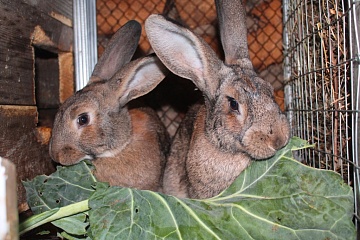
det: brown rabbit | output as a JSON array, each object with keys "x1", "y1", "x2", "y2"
[
  {"x1": 49, "y1": 20, "x2": 170, "y2": 192},
  {"x1": 145, "y1": 0, "x2": 290, "y2": 199}
]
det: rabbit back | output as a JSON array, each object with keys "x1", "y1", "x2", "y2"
[{"x1": 162, "y1": 103, "x2": 199, "y2": 197}]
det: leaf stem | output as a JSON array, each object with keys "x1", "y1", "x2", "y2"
[{"x1": 19, "y1": 200, "x2": 89, "y2": 236}]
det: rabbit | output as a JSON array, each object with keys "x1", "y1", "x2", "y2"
[
  {"x1": 49, "y1": 20, "x2": 170, "y2": 192},
  {"x1": 145, "y1": 0, "x2": 290, "y2": 199}
]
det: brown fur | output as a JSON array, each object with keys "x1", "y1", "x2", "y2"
[
  {"x1": 93, "y1": 108, "x2": 168, "y2": 191},
  {"x1": 145, "y1": 0, "x2": 290, "y2": 199},
  {"x1": 164, "y1": 105, "x2": 251, "y2": 198},
  {"x1": 49, "y1": 20, "x2": 170, "y2": 192}
]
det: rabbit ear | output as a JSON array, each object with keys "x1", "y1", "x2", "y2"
[
  {"x1": 145, "y1": 14, "x2": 222, "y2": 98},
  {"x1": 90, "y1": 20, "x2": 141, "y2": 83},
  {"x1": 215, "y1": 0, "x2": 253, "y2": 69},
  {"x1": 111, "y1": 55, "x2": 168, "y2": 107}
]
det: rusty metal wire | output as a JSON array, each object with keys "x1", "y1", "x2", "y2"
[
  {"x1": 96, "y1": 0, "x2": 284, "y2": 86},
  {"x1": 97, "y1": 0, "x2": 164, "y2": 56},
  {"x1": 283, "y1": 0, "x2": 360, "y2": 232}
]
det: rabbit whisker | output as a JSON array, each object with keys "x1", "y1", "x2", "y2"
[
  {"x1": 78, "y1": 154, "x2": 94, "y2": 161},
  {"x1": 97, "y1": 150, "x2": 117, "y2": 158},
  {"x1": 267, "y1": 145, "x2": 276, "y2": 152}
]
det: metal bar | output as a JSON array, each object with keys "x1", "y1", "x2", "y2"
[
  {"x1": 349, "y1": 0, "x2": 360, "y2": 234},
  {"x1": 73, "y1": 0, "x2": 98, "y2": 91},
  {"x1": 283, "y1": 0, "x2": 293, "y2": 128},
  {"x1": 342, "y1": 0, "x2": 350, "y2": 185}
]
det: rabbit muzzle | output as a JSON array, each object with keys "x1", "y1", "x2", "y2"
[
  {"x1": 242, "y1": 114, "x2": 290, "y2": 159},
  {"x1": 49, "y1": 139, "x2": 93, "y2": 165}
]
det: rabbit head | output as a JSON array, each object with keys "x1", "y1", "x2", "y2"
[
  {"x1": 145, "y1": 9, "x2": 290, "y2": 162},
  {"x1": 49, "y1": 20, "x2": 168, "y2": 166}
]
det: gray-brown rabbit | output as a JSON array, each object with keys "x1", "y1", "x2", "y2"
[
  {"x1": 49, "y1": 20, "x2": 170, "y2": 192},
  {"x1": 145, "y1": 0, "x2": 290, "y2": 199}
]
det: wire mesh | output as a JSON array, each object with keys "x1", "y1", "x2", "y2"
[
  {"x1": 97, "y1": 0, "x2": 164, "y2": 56},
  {"x1": 283, "y1": 0, "x2": 360, "y2": 232},
  {"x1": 96, "y1": 0, "x2": 284, "y2": 83}
]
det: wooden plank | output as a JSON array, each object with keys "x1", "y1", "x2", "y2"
[
  {"x1": 0, "y1": 0, "x2": 74, "y2": 212},
  {"x1": 0, "y1": 157, "x2": 18, "y2": 239},
  {"x1": 23, "y1": 0, "x2": 73, "y2": 24},
  {"x1": 0, "y1": 0, "x2": 73, "y2": 105},
  {"x1": 59, "y1": 52, "x2": 74, "y2": 103},
  {"x1": 0, "y1": 105, "x2": 56, "y2": 211}
]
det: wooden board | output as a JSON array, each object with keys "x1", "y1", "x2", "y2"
[
  {"x1": 0, "y1": 0, "x2": 73, "y2": 211},
  {"x1": 23, "y1": 0, "x2": 73, "y2": 22},
  {"x1": 0, "y1": 0, "x2": 73, "y2": 106},
  {"x1": 0, "y1": 106, "x2": 56, "y2": 211}
]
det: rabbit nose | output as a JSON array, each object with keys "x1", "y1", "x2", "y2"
[
  {"x1": 49, "y1": 143, "x2": 74, "y2": 164},
  {"x1": 50, "y1": 147, "x2": 64, "y2": 163}
]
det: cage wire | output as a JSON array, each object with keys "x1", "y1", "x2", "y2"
[{"x1": 283, "y1": 0, "x2": 360, "y2": 232}]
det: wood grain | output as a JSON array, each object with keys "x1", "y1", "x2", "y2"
[
  {"x1": 0, "y1": 0, "x2": 73, "y2": 105},
  {"x1": 0, "y1": 105, "x2": 56, "y2": 211},
  {"x1": 0, "y1": 0, "x2": 73, "y2": 211}
]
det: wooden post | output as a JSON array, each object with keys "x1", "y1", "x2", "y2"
[{"x1": 0, "y1": 157, "x2": 18, "y2": 240}]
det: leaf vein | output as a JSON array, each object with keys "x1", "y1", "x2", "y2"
[{"x1": 176, "y1": 198, "x2": 221, "y2": 240}]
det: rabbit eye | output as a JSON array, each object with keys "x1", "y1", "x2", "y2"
[
  {"x1": 228, "y1": 97, "x2": 239, "y2": 112},
  {"x1": 77, "y1": 113, "x2": 90, "y2": 127}
]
